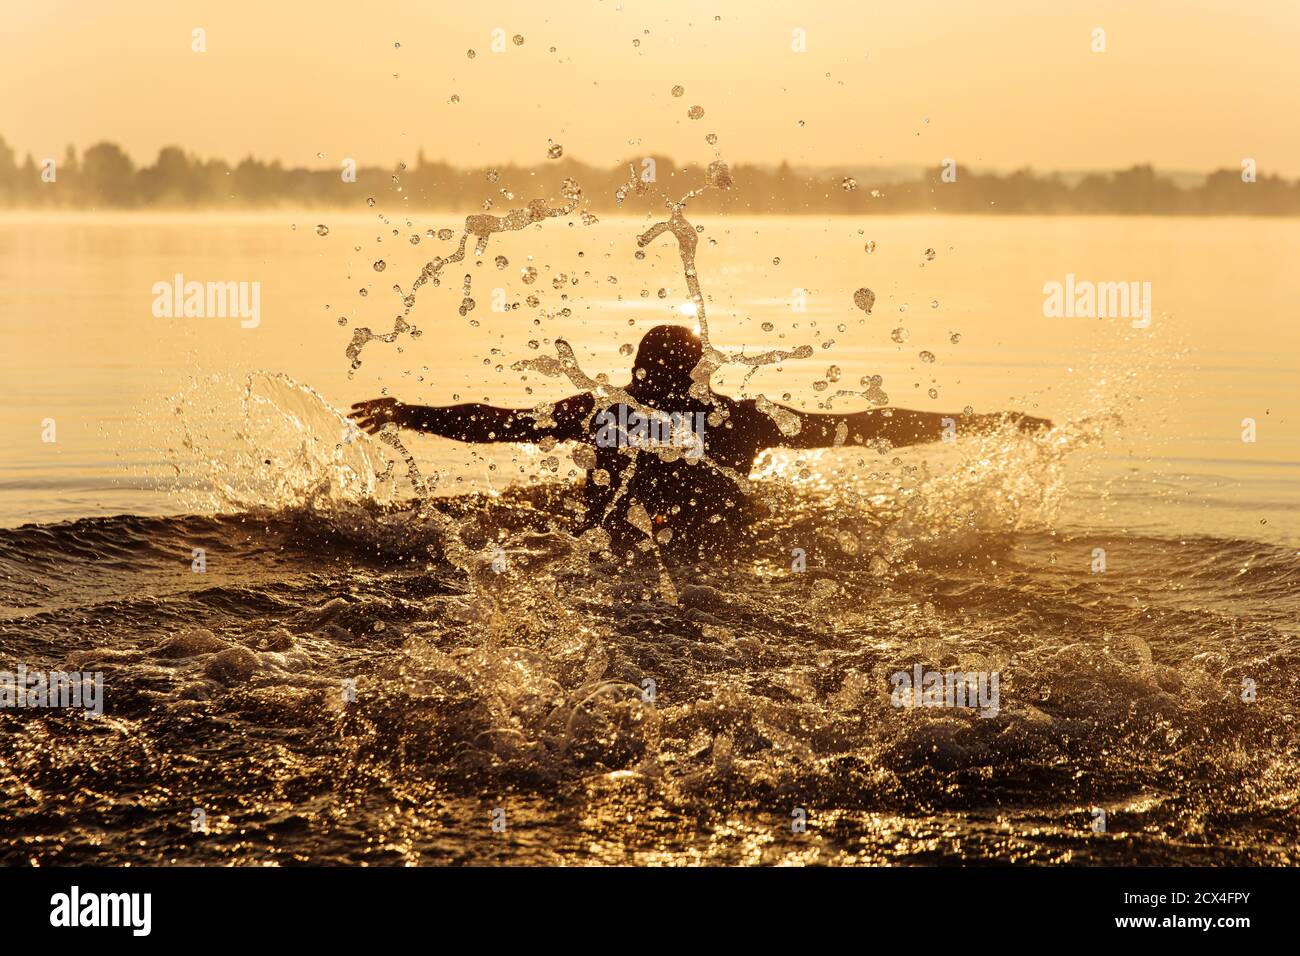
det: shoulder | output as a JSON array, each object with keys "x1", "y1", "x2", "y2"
[
  {"x1": 717, "y1": 395, "x2": 781, "y2": 437},
  {"x1": 553, "y1": 392, "x2": 596, "y2": 417},
  {"x1": 729, "y1": 396, "x2": 777, "y2": 425}
]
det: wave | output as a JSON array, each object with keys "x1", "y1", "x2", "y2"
[{"x1": 3, "y1": 375, "x2": 1297, "y2": 865}]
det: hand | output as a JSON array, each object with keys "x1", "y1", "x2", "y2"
[
  {"x1": 975, "y1": 411, "x2": 1052, "y2": 433},
  {"x1": 349, "y1": 397, "x2": 412, "y2": 434},
  {"x1": 1014, "y1": 412, "x2": 1052, "y2": 432},
  {"x1": 999, "y1": 411, "x2": 1052, "y2": 432}
]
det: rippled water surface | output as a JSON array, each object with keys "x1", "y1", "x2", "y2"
[{"x1": 1, "y1": 213, "x2": 1297, "y2": 864}]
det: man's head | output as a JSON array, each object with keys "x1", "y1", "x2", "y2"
[{"x1": 630, "y1": 324, "x2": 702, "y2": 401}]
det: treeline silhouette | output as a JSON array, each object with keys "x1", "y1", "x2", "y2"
[{"x1": 2, "y1": 138, "x2": 1297, "y2": 215}]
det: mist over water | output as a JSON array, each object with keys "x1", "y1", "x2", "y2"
[{"x1": 1, "y1": 208, "x2": 1298, "y2": 864}]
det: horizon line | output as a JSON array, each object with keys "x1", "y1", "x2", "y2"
[{"x1": 0, "y1": 137, "x2": 1270, "y2": 181}]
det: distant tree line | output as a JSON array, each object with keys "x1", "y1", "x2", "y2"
[{"x1": 1, "y1": 138, "x2": 1295, "y2": 215}]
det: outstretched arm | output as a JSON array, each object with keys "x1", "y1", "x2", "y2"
[
  {"x1": 754, "y1": 403, "x2": 1050, "y2": 450},
  {"x1": 349, "y1": 394, "x2": 594, "y2": 443}
]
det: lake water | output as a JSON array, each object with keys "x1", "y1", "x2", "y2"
[
  {"x1": 1, "y1": 211, "x2": 1297, "y2": 865},
  {"x1": 3, "y1": 212, "x2": 1297, "y2": 541}
]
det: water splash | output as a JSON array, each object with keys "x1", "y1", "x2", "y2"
[{"x1": 346, "y1": 186, "x2": 584, "y2": 373}]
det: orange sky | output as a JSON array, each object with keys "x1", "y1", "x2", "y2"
[{"x1": 4, "y1": 0, "x2": 1299, "y2": 174}]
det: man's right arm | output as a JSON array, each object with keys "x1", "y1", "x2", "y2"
[{"x1": 349, "y1": 394, "x2": 594, "y2": 443}]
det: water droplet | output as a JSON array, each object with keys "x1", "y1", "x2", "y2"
[{"x1": 706, "y1": 159, "x2": 732, "y2": 189}]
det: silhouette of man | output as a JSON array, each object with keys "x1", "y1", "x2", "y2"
[{"x1": 350, "y1": 325, "x2": 1048, "y2": 559}]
